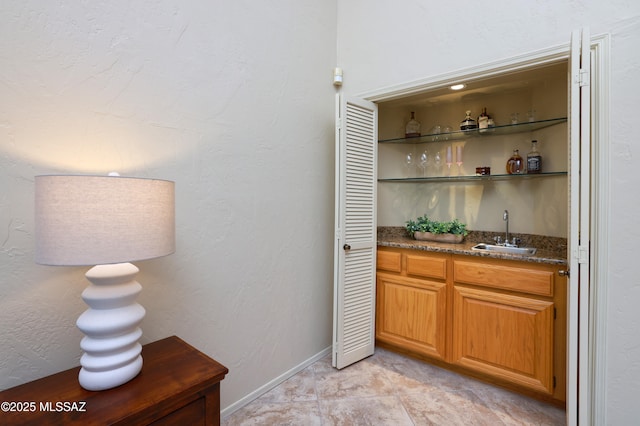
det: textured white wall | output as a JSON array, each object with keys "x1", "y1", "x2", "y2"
[
  {"x1": 0, "y1": 0, "x2": 337, "y2": 411},
  {"x1": 337, "y1": 1, "x2": 640, "y2": 423},
  {"x1": 3, "y1": 0, "x2": 640, "y2": 421}
]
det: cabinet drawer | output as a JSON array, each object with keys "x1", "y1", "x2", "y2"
[
  {"x1": 453, "y1": 259, "x2": 554, "y2": 296},
  {"x1": 406, "y1": 254, "x2": 447, "y2": 280},
  {"x1": 377, "y1": 250, "x2": 402, "y2": 273},
  {"x1": 151, "y1": 396, "x2": 205, "y2": 425}
]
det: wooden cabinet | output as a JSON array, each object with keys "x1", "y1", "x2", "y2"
[
  {"x1": 452, "y1": 284, "x2": 555, "y2": 393},
  {"x1": 0, "y1": 336, "x2": 228, "y2": 425},
  {"x1": 376, "y1": 247, "x2": 566, "y2": 404},
  {"x1": 451, "y1": 255, "x2": 566, "y2": 402},
  {"x1": 376, "y1": 248, "x2": 448, "y2": 360}
]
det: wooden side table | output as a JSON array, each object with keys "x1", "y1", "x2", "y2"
[{"x1": 0, "y1": 336, "x2": 228, "y2": 425}]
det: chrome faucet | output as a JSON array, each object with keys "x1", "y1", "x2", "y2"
[
  {"x1": 503, "y1": 210, "x2": 510, "y2": 245},
  {"x1": 494, "y1": 209, "x2": 520, "y2": 246}
]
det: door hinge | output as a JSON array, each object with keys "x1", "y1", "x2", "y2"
[
  {"x1": 578, "y1": 244, "x2": 589, "y2": 264},
  {"x1": 579, "y1": 69, "x2": 590, "y2": 87},
  {"x1": 553, "y1": 376, "x2": 557, "y2": 388},
  {"x1": 336, "y1": 118, "x2": 342, "y2": 130},
  {"x1": 554, "y1": 307, "x2": 557, "y2": 320}
]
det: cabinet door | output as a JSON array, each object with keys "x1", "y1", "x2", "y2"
[
  {"x1": 332, "y1": 95, "x2": 378, "y2": 369},
  {"x1": 452, "y1": 286, "x2": 554, "y2": 395},
  {"x1": 376, "y1": 273, "x2": 447, "y2": 360}
]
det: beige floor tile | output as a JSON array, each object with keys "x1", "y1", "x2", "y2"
[
  {"x1": 471, "y1": 385, "x2": 566, "y2": 425},
  {"x1": 371, "y1": 347, "x2": 484, "y2": 394},
  {"x1": 255, "y1": 366, "x2": 317, "y2": 403},
  {"x1": 319, "y1": 395, "x2": 414, "y2": 426},
  {"x1": 222, "y1": 400, "x2": 322, "y2": 426},
  {"x1": 223, "y1": 347, "x2": 566, "y2": 425},
  {"x1": 312, "y1": 355, "x2": 397, "y2": 400},
  {"x1": 400, "y1": 389, "x2": 506, "y2": 425}
]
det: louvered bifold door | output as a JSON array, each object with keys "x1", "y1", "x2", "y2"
[
  {"x1": 567, "y1": 27, "x2": 591, "y2": 426},
  {"x1": 333, "y1": 95, "x2": 378, "y2": 369}
]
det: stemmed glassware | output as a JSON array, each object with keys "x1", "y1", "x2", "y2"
[
  {"x1": 442, "y1": 126, "x2": 453, "y2": 141},
  {"x1": 403, "y1": 152, "x2": 415, "y2": 177},
  {"x1": 433, "y1": 151, "x2": 442, "y2": 175},
  {"x1": 417, "y1": 150, "x2": 429, "y2": 177},
  {"x1": 430, "y1": 125, "x2": 441, "y2": 142},
  {"x1": 446, "y1": 146, "x2": 453, "y2": 171},
  {"x1": 527, "y1": 109, "x2": 536, "y2": 122},
  {"x1": 456, "y1": 146, "x2": 463, "y2": 173}
]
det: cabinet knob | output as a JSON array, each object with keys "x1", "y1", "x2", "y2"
[
  {"x1": 558, "y1": 270, "x2": 570, "y2": 277},
  {"x1": 343, "y1": 244, "x2": 351, "y2": 251}
]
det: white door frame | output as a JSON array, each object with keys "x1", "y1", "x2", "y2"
[
  {"x1": 356, "y1": 33, "x2": 610, "y2": 425},
  {"x1": 585, "y1": 33, "x2": 610, "y2": 426}
]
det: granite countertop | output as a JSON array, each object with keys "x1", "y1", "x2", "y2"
[{"x1": 377, "y1": 227, "x2": 568, "y2": 265}]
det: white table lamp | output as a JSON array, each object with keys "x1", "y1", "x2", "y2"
[{"x1": 35, "y1": 174, "x2": 175, "y2": 391}]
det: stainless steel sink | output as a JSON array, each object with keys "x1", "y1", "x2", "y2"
[{"x1": 471, "y1": 243, "x2": 537, "y2": 256}]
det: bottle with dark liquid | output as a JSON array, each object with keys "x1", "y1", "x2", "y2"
[
  {"x1": 460, "y1": 110, "x2": 477, "y2": 131},
  {"x1": 526, "y1": 140, "x2": 542, "y2": 174},
  {"x1": 506, "y1": 149, "x2": 524, "y2": 174}
]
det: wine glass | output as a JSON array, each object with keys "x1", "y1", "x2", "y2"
[
  {"x1": 433, "y1": 151, "x2": 442, "y2": 175},
  {"x1": 403, "y1": 152, "x2": 415, "y2": 177},
  {"x1": 456, "y1": 145, "x2": 463, "y2": 171},
  {"x1": 442, "y1": 126, "x2": 453, "y2": 141},
  {"x1": 430, "y1": 125, "x2": 441, "y2": 142},
  {"x1": 418, "y1": 150, "x2": 429, "y2": 177}
]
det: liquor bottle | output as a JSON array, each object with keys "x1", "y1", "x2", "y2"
[
  {"x1": 478, "y1": 107, "x2": 489, "y2": 131},
  {"x1": 405, "y1": 112, "x2": 421, "y2": 137},
  {"x1": 526, "y1": 140, "x2": 542, "y2": 174},
  {"x1": 506, "y1": 149, "x2": 524, "y2": 174},
  {"x1": 460, "y1": 110, "x2": 477, "y2": 131}
]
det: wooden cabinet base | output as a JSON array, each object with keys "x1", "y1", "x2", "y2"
[
  {"x1": 452, "y1": 285, "x2": 554, "y2": 395},
  {"x1": 0, "y1": 336, "x2": 228, "y2": 425},
  {"x1": 376, "y1": 247, "x2": 566, "y2": 406},
  {"x1": 377, "y1": 272, "x2": 447, "y2": 360}
]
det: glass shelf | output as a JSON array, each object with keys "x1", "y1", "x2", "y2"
[
  {"x1": 378, "y1": 171, "x2": 568, "y2": 183},
  {"x1": 378, "y1": 117, "x2": 568, "y2": 145}
]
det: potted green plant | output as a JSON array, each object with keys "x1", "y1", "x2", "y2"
[{"x1": 405, "y1": 215, "x2": 468, "y2": 243}]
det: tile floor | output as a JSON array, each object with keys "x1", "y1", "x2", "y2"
[{"x1": 222, "y1": 347, "x2": 566, "y2": 425}]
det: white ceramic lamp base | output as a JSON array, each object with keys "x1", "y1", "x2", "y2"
[{"x1": 76, "y1": 263, "x2": 146, "y2": 391}]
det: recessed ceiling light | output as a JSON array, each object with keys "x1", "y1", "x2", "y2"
[{"x1": 450, "y1": 84, "x2": 466, "y2": 90}]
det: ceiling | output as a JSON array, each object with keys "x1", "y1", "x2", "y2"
[{"x1": 380, "y1": 61, "x2": 568, "y2": 109}]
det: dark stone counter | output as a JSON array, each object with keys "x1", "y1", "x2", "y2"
[{"x1": 377, "y1": 227, "x2": 567, "y2": 266}]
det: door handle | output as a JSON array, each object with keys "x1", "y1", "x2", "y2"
[
  {"x1": 343, "y1": 244, "x2": 351, "y2": 251},
  {"x1": 558, "y1": 270, "x2": 570, "y2": 277}
]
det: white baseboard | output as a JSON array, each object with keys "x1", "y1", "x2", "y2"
[{"x1": 220, "y1": 345, "x2": 332, "y2": 419}]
